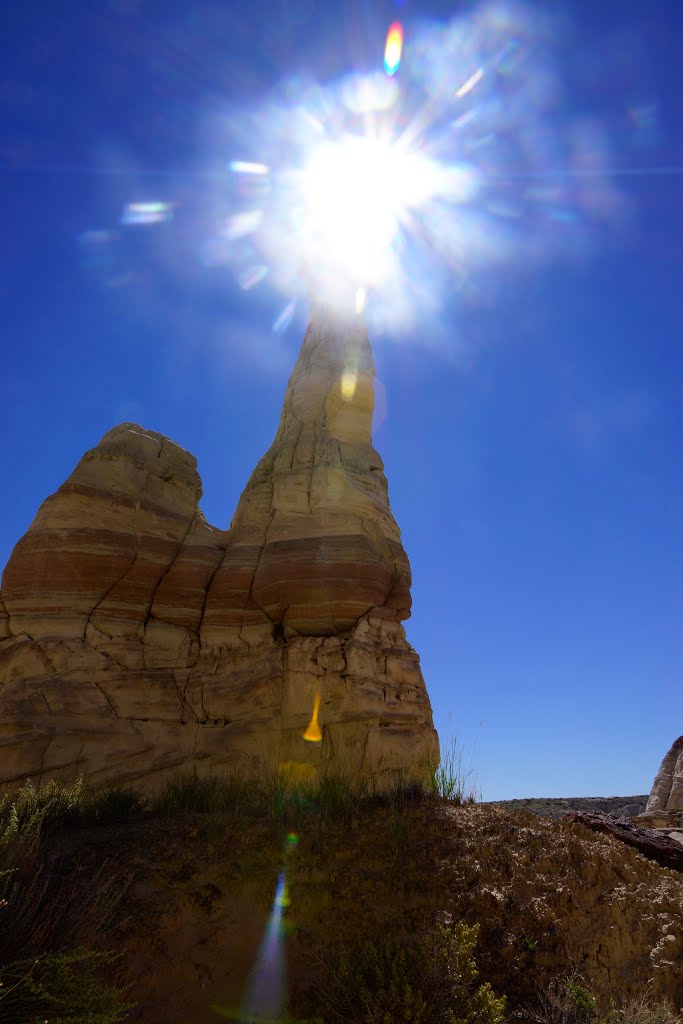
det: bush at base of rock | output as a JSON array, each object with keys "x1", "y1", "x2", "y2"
[{"x1": 292, "y1": 921, "x2": 506, "y2": 1024}]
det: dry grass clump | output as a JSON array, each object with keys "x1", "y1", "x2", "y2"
[
  {"x1": 428, "y1": 732, "x2": 480, "y2": 804},
  {"x1": 0, "y1": 775, "x2": 145, "y2": 835},
  {"x1": 0, "y1": 779, "x2": 137, "y2": 1023},
  {"x1": 150, "y1": 741, "x2": 477, "y2": 835},
  {"x1": 526, "y1": 976, "x2": 683, "y2": 1024}
]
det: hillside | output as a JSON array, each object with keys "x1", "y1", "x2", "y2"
[
  {"x1": 486, "y1": 796, "x2": 648, "y2": 820},
  {"x1": 16, "y1": 786, "x2": 679, "y2": 1024}
]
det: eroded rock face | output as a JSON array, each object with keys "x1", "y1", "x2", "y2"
[{"x1": 0, "y1": 315, "x2": 438, "y2": 792}]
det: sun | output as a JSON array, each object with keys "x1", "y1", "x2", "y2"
[{"x1": 295, "y1": 133, "x2": 437, "y2": 294}]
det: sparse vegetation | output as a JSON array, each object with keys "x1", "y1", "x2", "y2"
[
  {"x1": 527, "y1": 978, "x2": 683, "y2": 1024},
  {"x1": 429, "y1": 731, "x2": 480, "y2": 803},
  {"x1": 0, "y1": 778, "x2": 136, "y2": 1023},
  {"x1": 0, "y1": 948, "x2": 131, "y2": 1024},
  {"x1": 0, "y1": 775, "x2": 145, "y2": 835},
  {"x1": 0, "y1": 772, "x2": 680, "y2": 1024},
  {"x1": 150, "y1": 767, "x2": 250, "y2": 817},
  {"x1": 150, "y1": 762, "x2": 439, "y2": 839},
  {"x1": 607, "y1": 995, "x2": 683, "y2": 1024},
  {"x1": 295, "y1": 921, "x2": 506, "y2": 1024}
]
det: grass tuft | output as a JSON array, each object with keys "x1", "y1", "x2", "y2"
[
  {"x1": 0, "y1": 778, "x2": 136, "y2": 1023},
  {"x1": 428, "y1": 732, "x2": 479, "y2": 803}
]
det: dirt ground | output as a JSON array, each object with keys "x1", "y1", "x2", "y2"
[{"x1": 44, "y1": 795, "x2": 682, "y2": 1024}]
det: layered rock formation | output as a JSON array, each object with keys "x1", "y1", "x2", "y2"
[{"x1": 0, "y1": 314, "x2": 438, "y2": 792}]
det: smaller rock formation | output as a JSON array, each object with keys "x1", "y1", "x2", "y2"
[
  {"x1": 645, "y1": 736, "x2": 683, "y2": 817},
  {"x1": 629, "y1": 736, "x2": 683, "y2": 840},
  {"x1": 621, "y1": 737, "x2": 683, "y2": 853}
]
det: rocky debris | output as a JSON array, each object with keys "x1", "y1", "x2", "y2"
[
  {"x1": 49, "y1": 803, "x2": 683, "y2": 1024},
  {"x1": 0, "y1": 315, "x2": 438, "y2": 792},
  {"x1": 564, "y1": 810, "x2": 683, "y2": 873}
]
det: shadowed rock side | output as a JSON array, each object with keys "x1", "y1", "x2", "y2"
[{"x1": 0, "y1": 316, "x2": 438, "y2": 792}]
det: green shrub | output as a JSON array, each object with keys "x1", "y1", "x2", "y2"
[
  {"x1": 605, "y1": 996, "x2": 683, "y2": 1024},
  {"x1": 0, "y1": 776, "x2": 145, "y2": 835},
  {"x1": 568, "y1": 982, "x2": 596, "y2": 1022},
  {"x1": 528, "y1": 980, "x2": 683, "y2": 1024},
  {"x1": 0, "y1": 948, "x2": 131, "y2": 1024},
  {"x1": 297, "y1": 920, "x2": 506, "y2": 1024}
]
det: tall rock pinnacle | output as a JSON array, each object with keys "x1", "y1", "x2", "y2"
[
  {"x1": 0, "y1": 315, "x2": 439, "y2": 792},
  {"x1": 204, "y1": 315, "x2": 411, "y2": 640}
]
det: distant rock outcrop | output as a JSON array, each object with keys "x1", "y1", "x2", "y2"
[
  {"x1": 631, "y1": 736, "x2": 683, "y2": 840},
  {"x1": 0, "y1": 315, "x2": 438, "y2": 792},
  {"x1": 646, "y1": 736, "x2": 683, "y2": 815}
]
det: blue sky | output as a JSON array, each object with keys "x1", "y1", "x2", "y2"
[{"x1": 1, "y1": 0, "x2": 681, "y2": 800}]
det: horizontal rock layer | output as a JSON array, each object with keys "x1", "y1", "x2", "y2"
[{"x1": 0, "y1": 315, "x2": 438, "y2": 792}]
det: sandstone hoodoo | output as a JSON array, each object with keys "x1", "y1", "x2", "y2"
[
  {"x1": 0, "y1": 314, "x2": 438, "y2": 792},
  {"x1": 634, "y1": 735, "x2": 683, "y2": 833}
]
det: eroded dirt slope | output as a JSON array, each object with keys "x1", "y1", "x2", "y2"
[{"x1": 47, "y1": 801, "x2": 683, "y2": 1024}]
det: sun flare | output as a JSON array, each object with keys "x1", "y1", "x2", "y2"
[
  {"x1": 218, "y1": 4, "x2": 618, "y2": 328},
  {"x1": 296, "y1": 134, "x2": 439, "y2": 289}
]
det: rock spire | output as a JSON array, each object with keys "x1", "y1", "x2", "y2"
[{"x1": 0, "y1": 315, "x2": 438, "y2": 792}]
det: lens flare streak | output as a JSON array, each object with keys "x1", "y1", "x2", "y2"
[
  {"x1": 455, "y1": 67, "x2": 484, "y2": 99},
  {"x1": 238, "y1": 264, "x2": 268, "y2": 291},
  {"x1": 121, "y1": 201, "x2": 172, "y2": 225},
  {"x1": 384, "y1": 22, "x2": 403, "y2": 77},
  {"x1": 238, "y1": 872, "x2": 287, "y2": 1022},
  {"x1": 233, "y1": 832, "x2": 299, "y2": 1023},
  {"x1": 303, "y1": 694, "x2": 322, "y2": 742},
  {"x1": 229, "y1": 160, "x2": 269, "y2": 175},
  {"x1": 273, "y1": 298, "x2": 296, "y2": 334}
]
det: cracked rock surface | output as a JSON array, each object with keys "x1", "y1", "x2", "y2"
[{"x1": 0, "y1": 315, "x2": 438, "y2": 791}]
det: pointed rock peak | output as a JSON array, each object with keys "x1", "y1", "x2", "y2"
[{"x1": 215, "y1": 314, "x2": 410, "y2": 637}]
